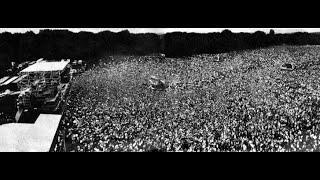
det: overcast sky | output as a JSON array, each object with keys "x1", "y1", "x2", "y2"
[{"x1": 0, "y1": 28, "x2": 320, "y2": 34}]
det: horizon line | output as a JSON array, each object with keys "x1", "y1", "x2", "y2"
[{"x1": 0, "y1": 28, "x2": 319, "y2": 35}]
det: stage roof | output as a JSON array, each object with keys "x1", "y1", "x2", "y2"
[{"x1": 21, "y1": 60, "x2": 70, "y2": 73}]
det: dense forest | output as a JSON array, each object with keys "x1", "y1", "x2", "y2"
[{"x1": 1, "y1": 29, "x2": 320, "y2": 76}]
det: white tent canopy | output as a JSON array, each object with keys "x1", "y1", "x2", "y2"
[
  {"x1": 0, "y1": 76, "x2": 10, "y2": 84},
  {"x1": 1, "y1": 76, "x2": 19, "y2": 86},
  {"x1": 0, "y1": 114, "x2": 62, "y2": 152}
]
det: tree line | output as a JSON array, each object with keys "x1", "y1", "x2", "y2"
[
  {"x1": 163, "y1": 30, "x2": 320, "y2": 57},
  {"x1": 1, "y1": 29, "x2": 320, "y2": 76}
]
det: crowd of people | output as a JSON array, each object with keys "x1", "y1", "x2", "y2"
[
  {"x1": 62, "y1": 45, "x2": 320, "y2": 152},
  {"x1": 0, "y1": 112, "x2": 14, "y2": 125}
]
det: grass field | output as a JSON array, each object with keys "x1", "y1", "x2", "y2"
[{"x1": 63, "y1": 45, "x2": 320, "y2": 152}]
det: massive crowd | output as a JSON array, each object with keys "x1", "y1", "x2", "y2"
[{"x1": 62, "y1": 45, "x2": 320, "y2": 152}]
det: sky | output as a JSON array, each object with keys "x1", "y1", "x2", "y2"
[{"x1": 0, "y1": 28, "x2": 320, "y2": 34}]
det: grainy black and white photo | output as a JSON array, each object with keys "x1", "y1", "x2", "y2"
[{"x1": 1, "y1": 28, "x2": 320, "y2": 152}]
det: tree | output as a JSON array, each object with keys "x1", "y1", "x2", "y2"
[{"x1": 269, "y1": 29, "x2": 275, "y2": 36}]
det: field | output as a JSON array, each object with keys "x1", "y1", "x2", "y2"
[{"x1": 63, "y1": 45, "x2": 320, "y2": 152}]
